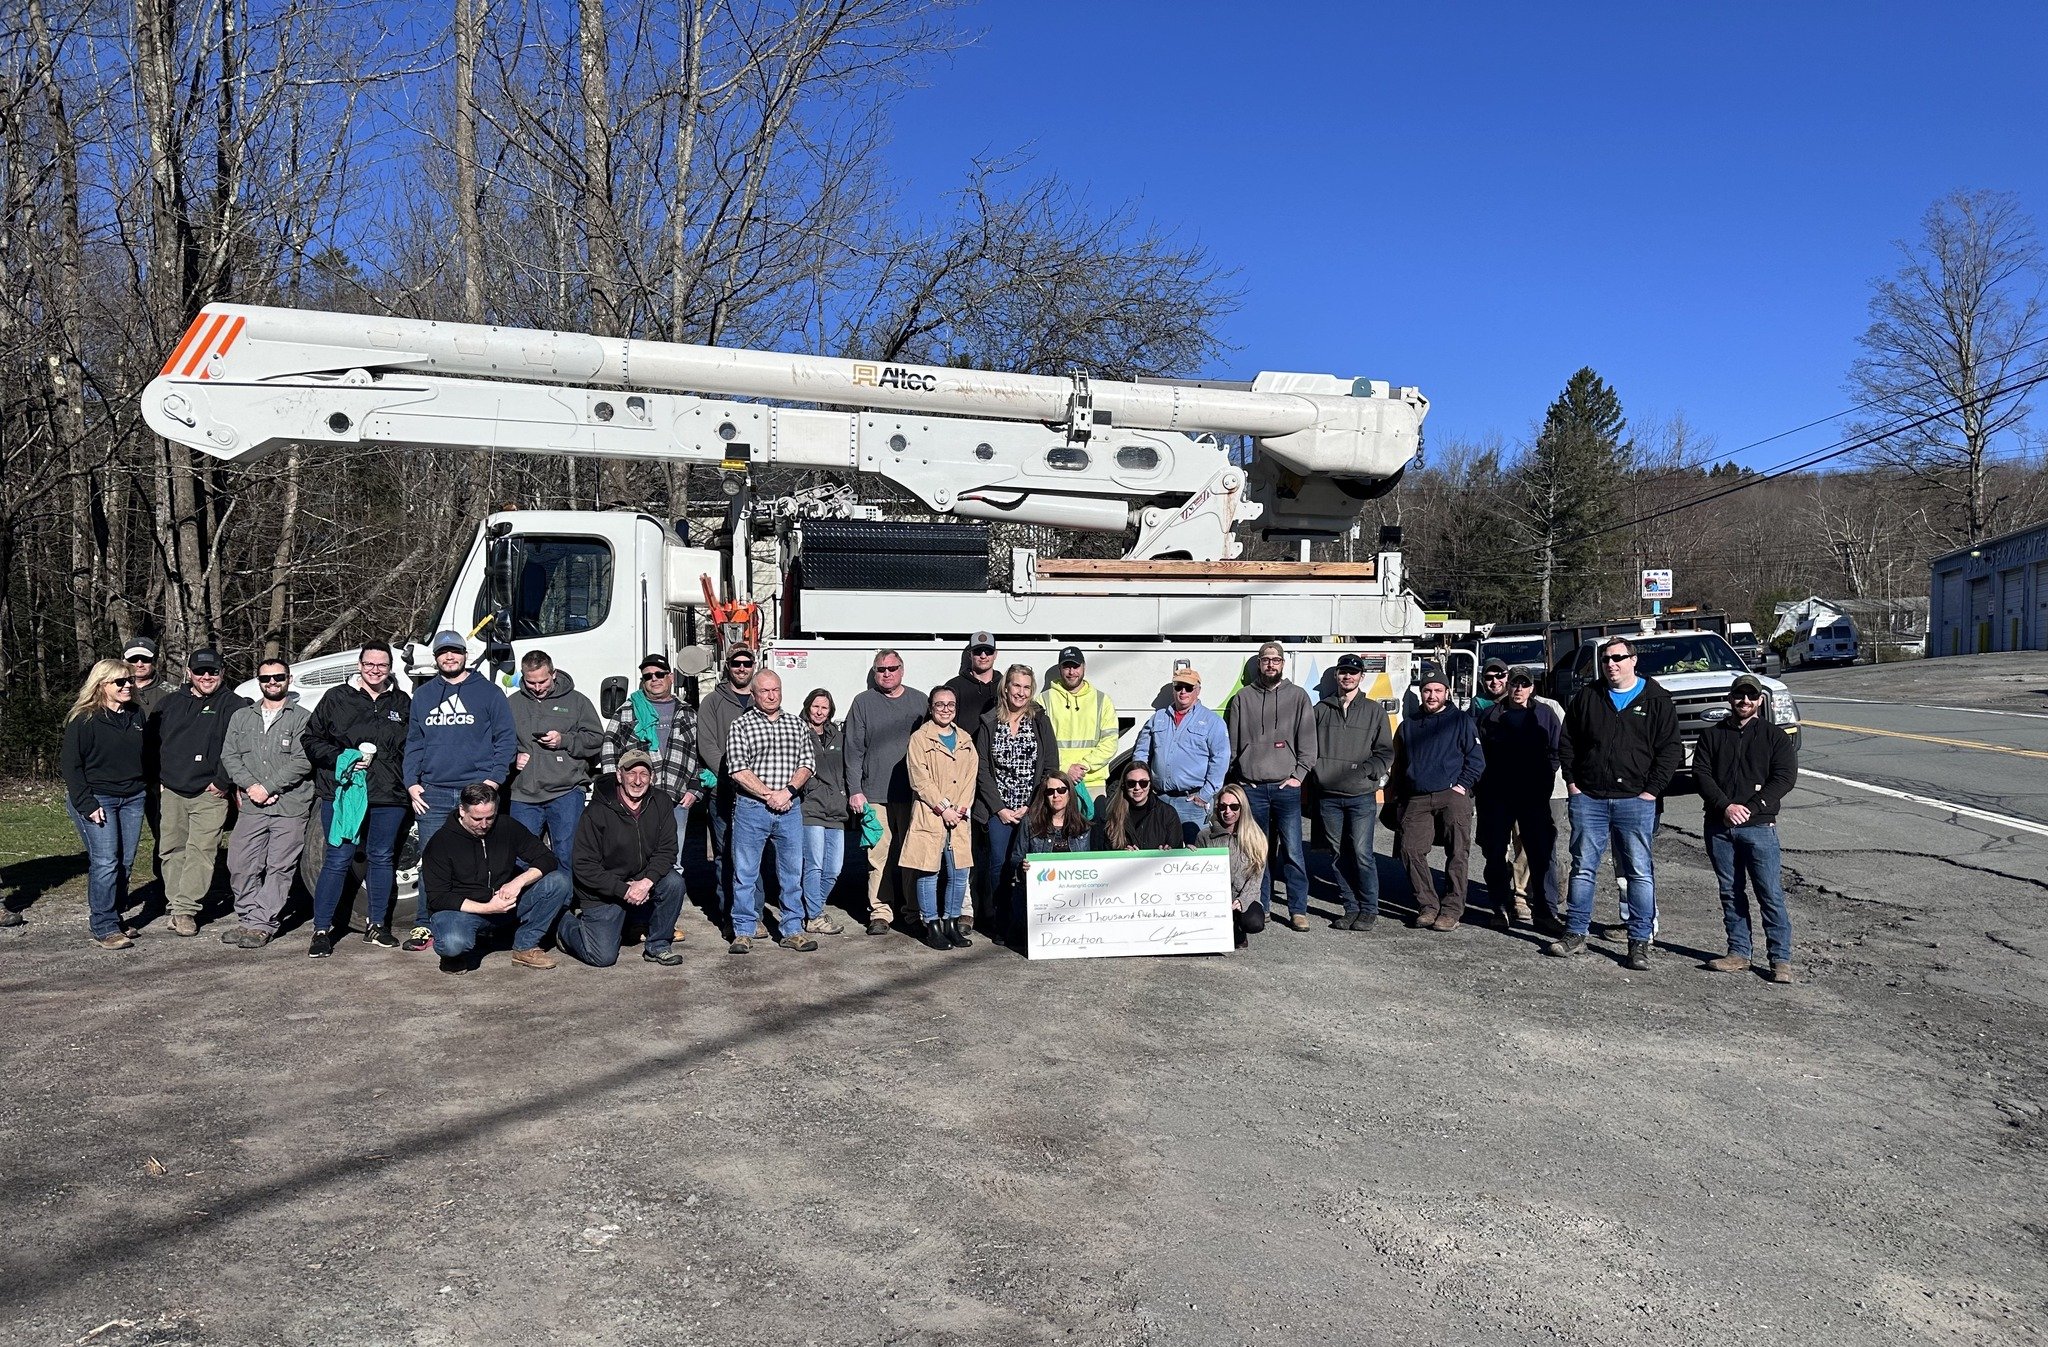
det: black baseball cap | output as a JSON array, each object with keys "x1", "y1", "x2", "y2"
[
  {"x1": 639, "y1": 652, "x2": 671, "y2": 673},
  {"x1": 188, "y1": 648, "x2": 224, "y2": 674},
  {"x1": 1730, "y1": 674, "x2": 1766, "y2": 699},
  {"x1": 1508, "y1": 668, "x2": 1536, "y2": 687},
  {"x1": 1058, "y1": 645, "x2": 1085, "y2": 667},
  {"x1": 1481, "y1": 657, "x2": 1509, "y2": 675},
  {"x1": 1335, "y1": 653, "x2": 1365, "y2": 673}
]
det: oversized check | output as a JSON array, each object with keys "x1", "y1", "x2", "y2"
[{"x1": 1024, "y1": 848, "x2": 1234, "y2": 960}]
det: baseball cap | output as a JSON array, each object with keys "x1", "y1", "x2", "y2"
[
  {"x1": 1173, "y1": 668, "x2": 1203, "y2": 687},
  {"x1": 1508, "y1": 668, "x2": 1536, "y2": 687},
  {"x1": 1058, "y1": 645, "x2": 1086, "y2": 667},
  {"x1": 725, "y1": 646, "x2": 756, "y2": 666},
  {"x1": 968, "y1": 631, "x2": 996, "y2": 653},
  {"x1": 1481, "y1": 657, "x2": 1509, "y2": 675},
  {"x1": 431, "y1": 629, "x2": 467, "y2": 654},
  {"x1": 188, "y1": 647, "x2": 224, "y2": 674},
  {"x1": 1729, "y1": 674, "x2": 1766, "y2": 699},
  {"x1": 124, "y1": 637, "x2": 159, "y2": 660},
  {"x1": 1335, "y1": 653, "x2": 1366, "y2": 673},
  {"x1": 616, "y1": 748, "x2": 654, "y2": 773},
  {"x1": 1417, "y1": 664, "x2": 1448, "y2": 688},
  {"x1": 640, "y1": 652, "x2": 672, "y2": 672}
]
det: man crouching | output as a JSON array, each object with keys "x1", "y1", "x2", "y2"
[
  {"x1": 557, "y1": 749, "x2": 688, "y2": 968},
  {"x1": 421, "y1": 782, "x2": 569, "y2": 974}
]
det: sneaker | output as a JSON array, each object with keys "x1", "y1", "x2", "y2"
[
  {"x1": 1543, "y1": 934, "x2": 1586, "y2": 959},
  {"x1": 642, "y1": 946, "x2": 684, "y2": 967},
  {"x1": 308, "y1": 930, "x2": 334, "y2": 959},
  {"x1": 865, "y1": 919, "x2": 891, "y2": 936},
  {"x1": 727, "y1": 936, "x2": 753, "y2": 955},
  {"x1": 171, "y1": 915, "x2": 198, "y2": 937},
  {"x1": 1624, "y1": 939, "x2": 1651, "y2": 972},
  {"x1": 363, "y1": 924, "x2": 399, "y2": 949},
  {"x1": 777, "y1": 933, "x2": 819, "y2": 952},
  {"x1": 1705, "y1": 953, "x2": 1751, "y2": 973},
  {"x1": 803, "y1": 916, "x2": 844, "y2": 936},
  {"x1": 1768, "y1": 961, "x2": 1795, "y2": 985},
  {"x1": 92, "y1": 932, "x2": 135, "y2": 951},
  {"x1": 510, "y1": 947, "x2": 557, "y2": 970},
  {"x1": 439, "y1": 954, "x2": 468, "y2": 975},
  {"x1": 403, "y1": 926, "x2": 433, "y2": 953}
]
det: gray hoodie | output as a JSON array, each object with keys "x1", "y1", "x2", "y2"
[
  {"x1": 1225, "y1": 678, "x2": 1317, "y2": 784},
  {"x1": 222, "y1": 699, "x2": 315, "y2": 818},
  {"x1": 508, "y1": 669, "x2": 604, "y2": 804}
]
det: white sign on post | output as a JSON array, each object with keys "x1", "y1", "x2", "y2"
[
  {"x1": 1025, "y1": 848, "x2": 1234, "y2": 960},
  {"x1": 1641, "y1": 568, "x2": 1674, "y2": 601}
]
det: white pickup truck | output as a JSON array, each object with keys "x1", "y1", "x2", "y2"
[{"x1": 1551, "y1": 629, "x2": 1799, "y2": 773}]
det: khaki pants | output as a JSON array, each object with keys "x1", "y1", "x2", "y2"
[
  {"x1": 228, "y1": 806, "x2": 308, "y2": 934},
  {"x1": 160, "y1": 789, "x2": 230, "y2": 917},
  {"x1": 863, "y1": 801, "x2": 915, "y2": 924}
]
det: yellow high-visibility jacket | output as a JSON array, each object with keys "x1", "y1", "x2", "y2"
[{"x1": 1044, "y1": 679, "x2": 1119, "y2": 794}]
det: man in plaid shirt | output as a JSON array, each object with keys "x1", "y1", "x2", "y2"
[
  {"x1": 600, "y1": 653, "x2": 701, "y2": 874},
  {"x1": 724, "y1": 670, "x2": 815, "y2": 954}
]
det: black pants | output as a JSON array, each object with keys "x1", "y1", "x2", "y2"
[
  {"x1": 1235, "y1": 902, "x2": 1267, "y2": 945},
  {"x1": 558, "y1": 872, "x2": 688, "y2": 966},
  {"x1": 1477, "y1": 791, "x2": 1559, "y2": 916}
]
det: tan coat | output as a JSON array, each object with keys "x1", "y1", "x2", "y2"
[{"x1": 900, "y1": 720, "x2": 979, "y2": 872}]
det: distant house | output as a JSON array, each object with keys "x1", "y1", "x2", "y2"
[{"x1": 1928, "y1": 521, "x2": 2048, "y2": 656}]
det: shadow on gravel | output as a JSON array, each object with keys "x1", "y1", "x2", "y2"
[{"x1": 1, "y1": 952, "x2": 979, "y2": 1304}]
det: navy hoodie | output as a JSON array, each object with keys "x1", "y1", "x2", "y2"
[
  {"x1": 404, "y1": 673, "x2": 516, "y2": 791},
  {"x1": 1392, "y1": 703, "x2": 1485, "y2": 796}
]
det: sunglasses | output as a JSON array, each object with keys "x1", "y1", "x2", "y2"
[
  {"x1": 258, "y1": 675, "x2": 290, "y2": 684},
  {"x1": 875, "y1": 664, "x2": 902, "y2": 674},
  {"x1": 1603, "y1": 653, "x2": 1634, "y2": 663},
  {"x1": 1217, "y1": 801, "x2": 1241, "y2": 813},
  {"x1": 727, "y1": 659, "x2": 754, "y2": 669},
  {"x1": 111, "y1": 677, "x2": 134, "y2": 688},
  {"x1": 640, "y1": 670, "x2": 669, "y2": 681},
  {"x1": 191, "y1": 669, "x2": 222, "y2": 677},
  {"x1": 970, "y1": 647, "x2": 995, "y2": 655},
  {"x1": 1482, "y1": 672, "x2": 1507, "y2": 680},
  {"x1": 1172, "y1": 682, "x2": 1197, "y2": 693},
  {"x1": 1731, "y1": 691, "x2": 1763, "y2": 701},
  {"x1": 1124, "y1": 779, "x2": 1152, "y2": 791},
  {"x1": 129, "y1": 657, "x2": 155, "y2": 665},
  {"x1": 1045, "y1": 784, "x2": 1070, "y2": 796}
]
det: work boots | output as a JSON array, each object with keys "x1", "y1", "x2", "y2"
[{"x1": 1625, "y1": 940, "x2": 1651, "y2": 972}]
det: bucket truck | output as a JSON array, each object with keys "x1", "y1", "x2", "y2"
[{"x1": 143, "y1": 305, "x2": 1468, "y2": 720}]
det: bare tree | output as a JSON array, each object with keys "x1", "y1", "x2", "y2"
[{"x1": 1849, "y1": 189, "x2": 2046, "y2": 545}]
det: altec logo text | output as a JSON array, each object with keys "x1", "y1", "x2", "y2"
[{"x1": 852, "y1": 363, "x2": 938, "y2": 392}]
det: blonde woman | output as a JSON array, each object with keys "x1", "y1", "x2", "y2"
[
  {"x1": 972, "y1": 664, "x2": 1057, "y2": 945},
  {"x1": 60, "y1": 658, "x2": 151, "y2": 949},
  {"x1": 1198, "y1": 783, "x2": 1269, "y2": 949}
]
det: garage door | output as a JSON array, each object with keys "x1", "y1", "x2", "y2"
[
  {"x1": 2035, "y1": 562, "x2": 2048, "y2": 651},
  {"x1": 2002, "y1": 568, "x2": 2029, "y2": 651},
  {"x1": 1971, "y1": 577, "x2": 1995, "y2": 653},
  {"x1": 1941, "y1": 571, "x2": 1968, "y2": 655}
]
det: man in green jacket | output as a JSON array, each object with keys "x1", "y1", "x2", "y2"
[{"x1": 220, "y1": 658, "x2": 313, "y2": 947}]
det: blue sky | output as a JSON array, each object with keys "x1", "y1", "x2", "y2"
[{"x1": 883, "y1": 1, "x2": 2048, "y2": 468}]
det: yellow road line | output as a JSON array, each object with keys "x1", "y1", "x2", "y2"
[{"x1": 1802, "y1": 719, "x2": 2048, "y2": 762}]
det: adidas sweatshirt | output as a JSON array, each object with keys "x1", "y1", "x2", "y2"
[{"x1": 403, "y1": 673, "x2": 516, "y2": 791}]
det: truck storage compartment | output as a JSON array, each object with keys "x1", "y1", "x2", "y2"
[{"x1": 797, "y1": 520, "x2": 990, "y2": 591}]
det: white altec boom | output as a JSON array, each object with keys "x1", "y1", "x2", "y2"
[{"x1": 143, "y1": 304, "x2": 1464, "y2": 721}]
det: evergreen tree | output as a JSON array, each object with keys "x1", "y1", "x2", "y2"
[{"x1": 1507, "y1": 368, "x2": 1631, "y2": 620}]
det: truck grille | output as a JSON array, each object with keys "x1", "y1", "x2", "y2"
[{"x1": 1668, "y1": 689, "x2": 1729, "y2": 743}]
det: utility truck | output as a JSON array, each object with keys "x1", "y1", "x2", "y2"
[{"x1": 143, "y1": 305, "x2": 1470, "y2": 723}]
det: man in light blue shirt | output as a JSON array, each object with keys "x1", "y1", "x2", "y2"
[{"x1": 1133, "y1": 667, "x2": 1231, "y2": 843}]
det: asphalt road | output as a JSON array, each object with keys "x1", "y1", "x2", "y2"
[{"x1": 5, "y1": 655, "x2": 2047, "y2": 1347}]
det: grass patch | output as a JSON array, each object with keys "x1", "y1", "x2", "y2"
[{"x1": 0, "y1": 779, "x2": 154, "y2": 904}]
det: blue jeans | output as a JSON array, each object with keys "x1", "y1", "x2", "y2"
[
  {"x1": 312, "y1": 801, "x2": 409, "y2": 931},
  {"x1": 413, "y1": 783, "x2": 466, "y2": 856},
  {"x1": 1162, "y1": 794, "x2": 1208, "y2": 845},
  {"x1": 510, "y1": 791, "x2": 584, "y2": 875},
  {"x1": 1242, "y1": 782, "x2": 1308, "y2": 914},
  {"x1": 982, "y1": 813, "x2": 1032, "y2": 936},
  {"x1": 801, "y1": 823, "x2": 846, "y2": 925},
  {"x1": 425, "y1": 868, "x2": 570, "y2": 956},
  {"x1": 1565, "y1": 794, "x2": 1658, "y2": 940},
  {"x1": 1707, "y1": 821, "x2": 1791, "y2": 963},
  {"x1": 557, "y1": 871, "x2": 687, "y2": 966},
  {"x1": 1318, "y1": 792, "x2": 1379, "y2": 917},
  {"x1": 730, "y1": 796, "x2": 803, "y2": 940},
  {"x1": 66, "y1": 791, "x2": 144, "y2": 939},
  {"x1": 915, "y1": 837, "x2": 968, "y2": 923}
]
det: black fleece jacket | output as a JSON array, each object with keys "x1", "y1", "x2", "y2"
[
  {"x1": 571, "y1": 779, "x2": 679, "y2": 905},
  {"x1": 61, "y1": 706, "x2": 148, "y2": 812},
  {"x1": 1693, "y1": 715, "x2": 1798, "y2": 825},
  {"x1": 303, "y1": 680, "x2": 413, "y2": 805},
  {"x1": 1558, "y1": 680, "x2": 1683, "y2": 799},
  {"x1": 421, "y1": 814, "x2": 557, "y2": 913},
  {"x1": 150, "y1": 685, "x2": 250, "y2": 795}
]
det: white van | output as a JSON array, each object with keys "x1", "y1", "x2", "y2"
[{"x1": 1791, "y1": 615, "x2": 1860, "y2": 668}]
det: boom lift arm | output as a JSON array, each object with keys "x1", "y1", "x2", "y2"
[{"x1": 142, "y1": 305, "x2": 1427, "y2": 561}]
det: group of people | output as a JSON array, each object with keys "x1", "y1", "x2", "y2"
[{"x1": 51, "y1": 629, "x2": 1799, "y2": 980}]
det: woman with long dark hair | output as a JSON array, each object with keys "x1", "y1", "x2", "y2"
[
  {"x1": 1023, "y1": 772, "x2": 1092, "y2": 854},
  {"x1": 60, "y1": 658, "x2": 150, "y2": 949}
]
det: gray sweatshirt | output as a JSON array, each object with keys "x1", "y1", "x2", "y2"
[
  {"x1": 844, "y1": 687, "x2": 930, "y2": 803},
  {"x1": 508, "y1": 670, "x2": 604, "y2": 804},
  {"x1": 221, "y1": 700, "x2": 315, "y2": 818},
  {"x1": 1225, "y1": 679, "x2": 1317, "y2": 784},
  {"x1": 1312, "y1": 693, "x2": 1395, "y2": 796},
  {"x1": 695, "y1": 682, "x2": 754, "y2": 776}
]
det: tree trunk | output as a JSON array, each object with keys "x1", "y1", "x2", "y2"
[{"x1": 454, "y1": 0, "x2": 487, "y2": 323}]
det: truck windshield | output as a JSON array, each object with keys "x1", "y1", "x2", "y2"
[
  {"x1": 1483, "y1": 637, "x2": 1546, "y2": 666},
  {"x1": 472, "y1": 536, "x2": 614, "y2": 638},
  {"x1": 1629, "y1": 634, "x2": 1746, "y2": 678}
]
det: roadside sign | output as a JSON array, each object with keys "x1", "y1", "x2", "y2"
[{"x1": 1641, "y1": 568, "x2": 1673, "y2": 601}]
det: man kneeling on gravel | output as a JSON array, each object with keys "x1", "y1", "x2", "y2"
[
  {"x1": 556, "y1": 749, "x2": 687, "y2": 969},
  {"x1": 421, "y1": 782, "x2": 570, "y2": 974}
]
